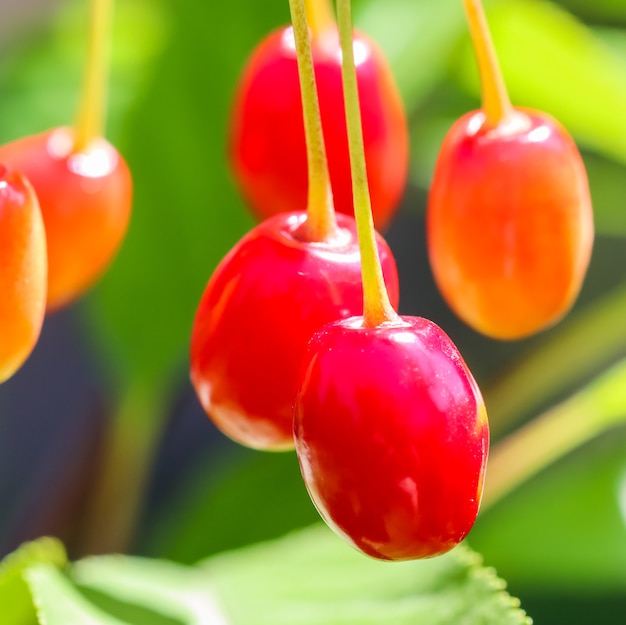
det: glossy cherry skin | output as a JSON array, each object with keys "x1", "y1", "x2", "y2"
[
  {"x1": 190, "y1": 212, "x2": 399, "y2": 451},
  {"x1": 294, "y1": 316, "x2": 489, "y2": 561},
  {"x1": 427, "y1": 109, "x2": 594, "y2": 340},
  {"x1": 229, "y1": 26, "x2": 409, "y2": 230},
  {"x1": 0, "y1": 127, "x2": 132, "y2": 310},
  {"x1": 0, "y1": 165, "x2": 47, "y2": 383}
]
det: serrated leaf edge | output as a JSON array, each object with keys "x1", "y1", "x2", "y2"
[{"x1": 459, "y1": 545, "x2": 533, "y2": 625}]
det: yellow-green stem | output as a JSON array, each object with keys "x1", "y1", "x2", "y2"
[
  {"x1": 336, "y1": 0, "x2": 398, "y2": 327},
  {"x1": 289, "y1": 0, "x2": 338, "y2": 242},
  {"x1": 80, "y1": 383, "x2": 169, "y2": 555},
  {"x1": 74, "y1": 0, "x2": 113, "y2": 151},
  {"x1": 482, "y1": 358, "x2": 626, "y2": 510},
  {"x1": 305, "y1": 0, "x2": 335, "y2": 40},
  {"x1": 485, "y1": 284, "x2": 626, "y2": 437},
  {"x1": 462, "y1": 0, "x2": 513, "y2": 128}
]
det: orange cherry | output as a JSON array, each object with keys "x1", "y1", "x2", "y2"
[
  {"x1": 0, "y1": 0, "x2": 132, "y2": 311},
  {"x1": 0, "y1": 129, "x2": 131, "y2": 310},
  {"x1": 0, "y1": 164, "x2": 47, "y2": 382},
  {"x1": 426, "y1": 0, "x2": 593, "y2": 339}
]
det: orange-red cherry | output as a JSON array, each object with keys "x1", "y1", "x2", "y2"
[
  {"x1": 0, "y1": 127, "x2": 132, "y2": 310},
  {"x1": 427, "y1": 109, "x2": 593, "y2": 340},
  {"x1": 0, "y1": 164, "x2": 47, "y2": 382},
  {"x1": 229, "y1": 26, "x2": 409, "y2": 230}
]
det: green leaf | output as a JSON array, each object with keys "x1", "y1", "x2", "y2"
[
  {"x1": 75, "y1": 526, "x2": 530, "y2": 625},
  {"x1": 456, "y1": 0, "x2": 626, "y2": 165},
  {"x1": 200, "y1": 526, "x2": 530, "y2": 625},
  {"x1": 25, "y1": 563, "x2": 130, "y2": 625},
  {"x1": 73, "y1": 556, "x2": 225, "y2": 625},
  {"x1": 0, "y1": 538, "x2": 67, "y2": 625}
]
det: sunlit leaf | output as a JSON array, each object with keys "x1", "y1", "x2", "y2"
[
  {"x1": 75, "y1": 526, "x2": 530, "y2": 625},
  {"x1": 200, "y1": 526, "x2": 530, "y2": 625},
  {"x1": 73, "y1": 556, "x2": 226, "y2": 625},
  {"x1": 0, "y1": 537, "x2": 66, "y2": 625},
  {"x1": 26, "y1": 563, "x2": 129, "y2": 625}
]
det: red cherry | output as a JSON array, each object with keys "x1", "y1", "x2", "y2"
[
  {"x1": 294, "y1": 316, "x2": 489, "y2": 560},
  {"x1": 228, "y1": 25, "x2": 409, "y2": 230},
  {"x1": 0, "y1": 164, "x2": 47, "y2": 383},
  {"x1": 0, "y1": 128, "x2": 132, "y2": 310},
  {"x1": 190, "y1": 212, "x2": 399, "y2": 451},
  {"x1": 427, "y1": 110, "x2": 593, "y2": 339}
]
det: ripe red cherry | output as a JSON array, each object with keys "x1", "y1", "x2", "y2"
[
  {"x1": 427, "y1": 0, "x2": 593, "y2": 340},
  {"x1": 0, "y1": 128, "x2": 132, "y2": 310},
  {"x1": 190, "y1": 212, "x2": 399, "y2": 451},
  {"x1": 294, "y1": 316, "x2": 489, "y2": 560},
  {"x1": 0, "y1": 164, "x2": 47, "y2": 383},
  {"x1": 228, "y1": 25, "x2": 409, "y2": 230}
]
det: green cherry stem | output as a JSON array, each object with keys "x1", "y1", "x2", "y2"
[
  {"x1": 482, "y1": 357, "x2": 626, "y2": 510},
  {"x1": 336, "y1": 0, "x2": 398, "y2": 327},
  {"x1": 74, "y1": 0, "x2": 113, "y2": 151},
  {"x1": 305, "y1": 0, "x2": 335, "y2": 40},
  {"x1": 80, "y1": 383, "x2": 170, "y2": 554},
  {"x1": 289, "y1": 0, "x2": 338, "y2": 242},
  {"x1": 462, "y1": 0, "x2": 514, "y2": 128}
]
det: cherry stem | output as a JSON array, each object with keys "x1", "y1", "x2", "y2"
[
  {"x1": 482, "y1": 358, "x2": 626, "y2": 510},
  {"x1": 336, "y1": 0, "x2": 398, "y2": 327},
  {"x1": 462, "y1": 0, "x2": 513, "y2": 128},
  {"x1": 80, "y1": 383, "x2": 170, "y2": 554},
  {"x1": 305, "y1": 0, "x2": 335, "y2": 40},
  {"x1": 74, "y1": 0, "x2": 113, "y2": 151},
  {"x1": 485, "y1": 285, "x2": 626, "y2": 437},
  {"x1": 289, "y1": 0, "x2": 338, "y2": 243}
]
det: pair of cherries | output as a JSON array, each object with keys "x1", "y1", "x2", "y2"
[
  {"x1": 0, "y1": 129, "x2": 131, "y2": 384},
  {"x1": 191, "y1": 0, "x2": 489, "y2": 562},
  {"x1": 0, "y1": 0, "x2": 132, "y2": 383}
]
